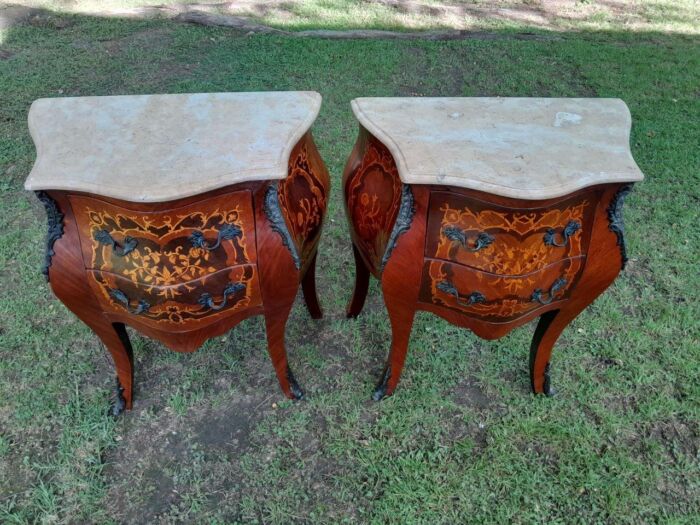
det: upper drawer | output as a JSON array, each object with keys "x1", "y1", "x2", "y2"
[
  {"x1": 425, "y1": 191, "x2": 596, "y2": 276},
  {"x1": 70, "y1": 190, "x2": 257, "y2": 285}
]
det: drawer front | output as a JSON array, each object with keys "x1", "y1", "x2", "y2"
[
  {"x1": 87, "y1": 265, "x2": 261, "y2": 329},
  {"x1": 426, "y1": 191, "x2": 595, "y2": 276},
  {"x1": 70, "y1": 191, "x2": 256, "y2": 285},
  {"x1": 419, "y1": 257, "x2": 584, "y2": 322}
]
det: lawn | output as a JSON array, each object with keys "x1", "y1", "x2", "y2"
[
  {"x1": 0, "y1": 2, "x2": 699, "y2": 524},
  {"x1": 10, "y1": 0, "x2": 700, "y2": 34}
]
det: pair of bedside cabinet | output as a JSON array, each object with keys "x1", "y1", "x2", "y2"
[{"x1": 24, "y1": 92, "x2": 644, "y2": 414}]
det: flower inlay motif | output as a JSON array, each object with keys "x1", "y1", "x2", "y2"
[
  {"x1": 86, "y1": 206, "x2": 250, "y2": 292},
  {"x1": 433, "y1": 198, "x2": 590, "y2": 276}
]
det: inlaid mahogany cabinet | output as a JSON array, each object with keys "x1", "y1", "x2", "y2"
[
  {"x1": 25, "y1": 92, "x2": 330, "y2": 414},
  {"x1": 343, "y1": 97, "x2": 644, "y2": 400}
]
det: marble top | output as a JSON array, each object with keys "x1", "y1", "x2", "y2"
[
  {"x1": 352, "y1": 97, "x2": 644, "y2": 199},
  {"x1": 25, "y1": 92, "x2": 322, "y2": 202}
]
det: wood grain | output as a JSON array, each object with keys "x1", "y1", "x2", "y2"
[
  {"x1": 420, "y1": 256, "x2": 585, "y2": 322},
  {"x1": 343, "y1": 128, "x2": 403, "y2": 276},
  {"x1": 344, "y1": 126, "x2": 629, "y2": 399},
  {"x1": 37, "y1": 133, "x2": 330, "y2": 410},
  {"x1": 425, "y1": 190, "x2": 596, "y2": 275}
]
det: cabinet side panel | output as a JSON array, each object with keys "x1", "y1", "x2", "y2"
[
  {"x1": 277, "y1": 132, "x2": 330, "y2": 270},
  {"x1": 343, "y1": 128, "x2": 403, "y2": 275}
]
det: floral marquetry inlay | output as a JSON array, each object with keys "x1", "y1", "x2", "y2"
[
  {"x1": 427, "y1": 191, "x2": 596, "y2": 276},
  {"x1": 71, "y1": 191, "x2": 257, "y2": 288},
  {"x1": 345, "y1": 134, "x2": 403, "y2": 273},
  {"x1": 421, "y1": 258, "x2": 584, "y2": 322},
  {"x1": 88, "y1": 265, "x2": 262, "y2": 326},
  {"x1": 87, "y1": 208, "x2": 247, "y2": 288},
  {"x1": 277, "y1": 140, "x2": 329, "y2": 265}
]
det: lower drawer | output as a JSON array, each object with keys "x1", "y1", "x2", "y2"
[
  {"x1": 419, "y1": 257, "x2": 584, "y2": 322},
  {"x1": 87, "y1": 264, "x2": 262, "y2": 330}
]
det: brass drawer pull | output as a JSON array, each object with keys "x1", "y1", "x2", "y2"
[
  {"x1": 543, "y1": 220, "x2": 580, "y2": 247},
  {"x1": 94, "y1": 229, "x2": 138, "y2": 256},
  {"x1": 437, "y1": 280, "x2": 487, "y2": 306},
  {"x1": 531, "y1": 278, "x2": 567, "y2": 305},
  {"x1": 198, "y1": 282, "x2": 246, "y2": 311},
  {"x1": 442, "y1": 226, "x2": 494, "y2": 252},
  {"x1": 189, "y1": 223, "x2": 242, "y2": 251},
  {"x1": 109, "y1": 288, "x2": 150, "y2": 315}
]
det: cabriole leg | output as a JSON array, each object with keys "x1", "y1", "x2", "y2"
[
  {"x1": 372, "y1": 292, "x2": 416, "y2": 401},
  {"x1": 529, "y1": 310, "x2": 560, "y2": 396},
  {"x1": 346, "y1": 244, "x2": 371, "y2": 319},
  {"x1": 301, "y1": 251, "x2": 323, "y2": 320},
  {"x1": 529, "y1": 306, "x2": 586, "y2": 396},
  {"x1": 89, "y1": 320, "x2": 134, "y2": 415},
  {"x1": 264, "y1": 306, "x2": 304, "y2": 400}
]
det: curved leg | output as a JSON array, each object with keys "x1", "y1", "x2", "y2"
[
  {"x1": 264, "y1": 304, "x2": 304, "y2": 400},
  {"x1": 529, "y1": 305, "x2": 586, "y2": 396},
  {"x1": 372, "y1": 293, "x2": 416, "y2": 401},
  {"x1": 301, "y1": 251, "x2": 323, "y2": 320},
  {"x1": 257, "y1": 179, "x2": 307, "y2": 401},
  {"x1": 346, "y1": 244, "x2": 371, "y2": 318},
  {"x1": 87, "y1": 319, "x2": 134, "y2": 414},
  {"x1": 38, "y1": 192, "x2": 136, "y2": 414},
  {"x1": 370, "y1": 185, "x2": 426, "y2": 400},
  {"x1": 529, "y1": 185, "x2": 631, "y2": 396}
]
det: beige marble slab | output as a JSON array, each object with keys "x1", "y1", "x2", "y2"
[
  {"x1": 25, "y1": 92, "x2": 322, "y2": 202},
  {"x1": 352, "y1": 97, "x2": 644, "y2": 199}
]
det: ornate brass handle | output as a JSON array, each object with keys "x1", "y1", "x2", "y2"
[
  {"x1": 189, "y1": 223, "x2": 242, "y2": 251},
  {"x1": 442, "y1": 226, "x2": 494, "y2": 252},
  {"x1": 198, "y1": 282, "x2": 246, "y2": 311},
  {"x1": 94, "y1": 230, "x2": 138, "y2": 256},
  {"x1": 531, "y1": 278, "x2": 567, "y2": 305},
  {"x1": 109, "y1": 288, "x2": 150, "y2": 315},
  {"x1": 543, "y1": 220, "x2": 581, "y2": 247},
  {"x1": 437, "y1": 280, "x2": 487, "y2": 306}
]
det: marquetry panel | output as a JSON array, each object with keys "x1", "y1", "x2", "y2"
[
  {"x1": 344, "y1": 134, "x2": 403, "y2": 272},
  {"x1": 419, "y1": 257, "x2": 585, "y2": 322},
  {"x1": 87, "y1": 264, "x2": 261, "y2": 330},
  {"x1": 70, "y1": 190, "x2": 256, "y2": 285},
  {"x1": 426, "y1": 191, "x2": 596, "y2": 276},
  {"x1": 278, "y1": 139, "x2": 329, "y2": 264}
]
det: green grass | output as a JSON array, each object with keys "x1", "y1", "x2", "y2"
[
  {"x1": 0, "y1": 7, "x2": 699, "y2": 524},
  {"x1": 11, "y1": 0, "x2": 700, "y2": 34}
]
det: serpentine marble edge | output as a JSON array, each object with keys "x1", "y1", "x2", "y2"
[
  {"x1": 24, "y1": 91, "x2": 322, "y2": 202},
  {"x1": 351, "y1": 97, "x2": 644, "y2": 200}
]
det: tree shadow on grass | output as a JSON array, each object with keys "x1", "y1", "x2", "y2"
[
  {"x1": 2, "y1": 0, "x2": 699, "y2": 33},
  {"x1": 0, "y1": 6, "x2": 698, "y2": 524}
]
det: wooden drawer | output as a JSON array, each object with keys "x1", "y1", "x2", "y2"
[
  {"x1": 425, "y1": 191, "x2": 596, "y2": 276},
  {"x1": 70, "y1": 191, "x2": 257, "y2": 285},
  {"x1": 87, "y1": 264, "x2": 261, "y2": 330},
  {"x1": 419, "y1": 257, "x2": 585, "y2": 322}
]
